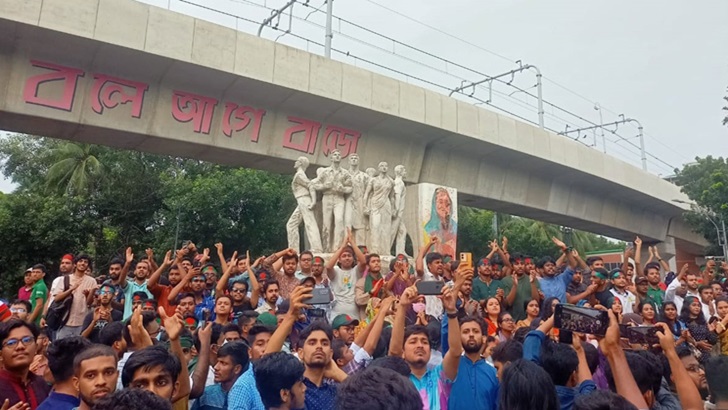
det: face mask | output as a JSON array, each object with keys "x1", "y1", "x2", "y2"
[{"x1": 413, "y1": 303, "x2": 425, "y2": 313}]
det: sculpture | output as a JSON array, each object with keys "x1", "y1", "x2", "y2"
[
  {"x1": 391, "y1": 165, "x2": 408, "y2": 256},
  {"x1": 344, "y1": 153, "x2": 370, "y2": 245},
  {"x1": 286, "y1": 157, "x2": 323, "y2": 253},
  {"x1": 313, "y1": 149, "x2": 352, "y2": 252},
  {"x1": 364, "y1": 162, "x2": 395, "y2": 255}
]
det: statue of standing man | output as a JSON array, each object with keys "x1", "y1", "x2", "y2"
[
  {"x1": 364, "y1": 162, "x2": 395, "y2": 255},
  {"x1": 390, "y1": 165, "x2": 408, "y2": 256},
  {"x1": 313, "y1": 149, "x2": 352, "y2": 252},
  {"x1": 344, "y1": 153, "x2": 370, "y2": 245},
  {"x1": 286, "y1": 157, "x2": 323, "y2": 253}
]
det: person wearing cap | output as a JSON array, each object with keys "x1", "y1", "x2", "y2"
[
  {"x1": 633, "y1": 276, "x2": 653, "y2": 307},
  {"x1": 609, "y1": 270, "x2": 637, "y2": 314},
  {"x1": 588, "y1": 268, "x2": 614, "y2": 308},
  {"x1": 17, "y1": 269, "x2": 34, "y2": 301},
  {"x1": 332, "y1": 314, "x2": 359, "y2": 346},
  {"x1": 326, "y1": 231, "x2": 367, "y2": 320}
]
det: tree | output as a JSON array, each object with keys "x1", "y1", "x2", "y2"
[
  {"x1": 723, "y1": 87, "x2": 728, "y2": 126},
  {"x1": 46, "y1": 143, "x2": 105, "y2": 196},
  {"x1": 673, "y1": 156, "x2": 728, "y2": 255}
]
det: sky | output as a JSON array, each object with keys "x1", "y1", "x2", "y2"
[{"x1": 1, "y1": 0, "x2": 727, "y2": 192}]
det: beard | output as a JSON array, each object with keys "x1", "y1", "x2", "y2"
[{"x1": 463, "y1": 340, "x2": 483, "y2": 354}]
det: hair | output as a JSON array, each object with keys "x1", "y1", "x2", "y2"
[
  {"x1": 99, "y1": 321, "x2": 125, "y2": 347},
  {"x1": 335, "y1": 367, "x2": 421, "y2": 410},
  {"x1": 499, "y1": 359, "x2": 559, "y2": 410},
  {"x1": 109, "y1": 258, "x2": 125, "y2": 268},
  {"x1": 0, "y1": 319, "x2": 38, "y2": 345},
  {"x1": 368, "y1": 356, "x2": 411, "y2": 376},
  {"x1": 47, "y1": 336, "x2": 93, "y2": 382},
  {"x1": 90, "y1": 388, "x2": 173, "y2": 410},
  {"x1": 459, "y1": 315, "x2": 487, "y2": 334},
  {"x1": 582, "y1": 342, "x2": 599, "y2": 375},
  {"x1": 425, "y1": 252, "x2": 443, "y2": 266},
  {"x1": 298, "y1": 321, "x2": 334, "y2": 344},
  {"x1": 658, "y1": 301, "x2": 681, "y2": 334},
  {"x1": 605, "y1": 350, "x2": 661, "y2": 397},
  {"x1": 74, "y1": 253, "x2": 93, "y2": 269},
  {"x1": 586, "y1": 256, "x2": 603, "y2": 267},
  {"x1": 403, "y1": 325, "x2": 430, "y2": 346},
  {"x1": 10, "y1": 299, "x2": 32, "y2": 313},
  {"x1": 679, "y1": 296, "x2": 707, "y2": 324},
  {"x1": 229, "y1": 280, "x2": 248, "y2": 292},
  {"x1": 366, "y1": 253, "x2": 381, "y2": 265},
  {"x1": 178, "y1": 292, "x2": 195, "y2": 302},
  {"x1": 300, "y1": 250, "x2": 313, "y2": 259},
  {"x1": 217, "y1": 341, "x2": 250, "y2": 374},
  {"x1": 247, "y1": 325, "x2": 274, "y2": 345},
  {"x1": 540, "y1": 341, "x2": 579, "y2": 386},
  {"x1": 222, "y1": 323, "x2": 241, "y2": 336},
  {"x1": 523, "y1": 298, "x2": 540, "y2": 314},
  {"x1": 573, "y1": 390, "x2": 638, "y2": 410},
  {"x1": 254, "y1": 352, "x2": 305, "y2": 408},
  {"x1": 643, "y1": 262, "x2": 660, "y2": 274},
  {"x1": 513, "y1": 327, "x2": 531, "y2": 344},
  {"x1": 705, "y1": 355, "x2": 728, "y2": 403},
  {"x1": 72, "y1": 344, "x2": 118, "y2": 375},
  {"x1": 332, "y1": 339, "x2": 348, "y2": 363},
  {"x1": 262, "y1": 279, "x2": 279, "y2": 294},
  {"x1": 539, "y1": 297, "x2": 560, "y2": 322},
  {"x1": 281, "y1": 253, "x2": 299, "y2": 264},
  {"x1": 536, "y1": 256, "x2": 556, "y2": 269},
  {"x1": 698, "y1": 284, "x2": 712, "y2": 295},
  {"x1": 121, "y1": 345, "x2": 181, "y2": 388},
  {"x1": 491, "y1": 339, "x2": 523, "y2": 364},
  {"x1": 31, "y1": 263, "x2": 48, "y2": 274}
]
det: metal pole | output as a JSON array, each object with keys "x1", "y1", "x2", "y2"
[
  {"x1": 638, "y1": 125, "x2": 646, "y2": 171},
  {"x1": 532, "y1": 66, "x2": 544, "y2": 129},
  {"x1": 324, "y1": 0, "x2": 333, "y2": 58},
  {"x1": 721, "y1": 219, "x2": 728, "y2": 258},
  {"x1": 595, "y1": 103, "x2": 606, "y2": 153}
]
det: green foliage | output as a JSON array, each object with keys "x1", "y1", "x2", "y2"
[{"x1": 674, "y1": 156, "x2": 728, "y2": 255}]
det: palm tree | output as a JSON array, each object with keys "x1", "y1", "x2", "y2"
[{"x1": 46, "y1": 143, "x2": 104, "y2": 196}]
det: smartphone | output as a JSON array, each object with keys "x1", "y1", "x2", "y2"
[
  {"x1": 303, "y1": 288, "x2": 332, "y2": 305},
  {"x1": 558, "y1": 329, "x2": 573, "y2": 344},
  {"x1": 459, "y1": 252, "x2": 473, "y2": 269},
  {"x1": 554, "y1": 304, "x2": 609, "y2": 336},
  {"x1": 619, "y1": 324, "x2": 631, "y2": 338},
  {"x1": 628, "y1": 326, "x2": 660, "y2": 345},
  {"x1": 416, "y1": 281, "x2": 445, "y2": 296}
]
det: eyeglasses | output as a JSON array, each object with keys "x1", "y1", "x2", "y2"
[
  {"x1": 3, "y1": 335, "x2": 35, "y2": 349},
  {"x1": 230, "y1": 288, "x2": 246, "y2": 293},
  {"x1": 97, "y1": 290, "x2": 112, "y2": 295},
  {"x1": 10, "y1": 308, "x2": 27, "y2": 313},
  {"x1": 191, "y1": 278, "x2": 205, "y2": 283},
  {"x1": 500, "y1": 318, "x2": 514, "y2": 323}
]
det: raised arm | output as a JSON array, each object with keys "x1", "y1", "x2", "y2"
[
  {"x1": 654, "y1": 247, "x2": 670, "y2": 273},
  {"x1": 505, "y1": 274, "x2": 519, "y2": 306},
  {"x1": 247, "y1": 253, "x2": 261, "y2": 308},
  {"x1": 362, "y1": 297, "x2": 395, "y2": 355},
  {"x1": 265, "y1": 286, "x2": 312, "y2": 354},
  {"x1": 168, "y1": 265, "x2": 197, "y2": 303},
  {"x1": 189, "y1": 322, "x2": 212, "y2": 399},
  {"x1": 211, "y1": 242, "x2": 228, "y2": 274},
  {"x1": 656, "y1": 322, "x2": 703, "y2": 410},
  {"x1": 147, "y1": 250, "x2": 173, "y2": 290},
  {"x1": 633, "y1": 236, "x2": 643, "y2": 274},
  {"x1": 325, "y1": 237, "x2": 349, "y2": 279},
  {"x1": 441, "y1": 284, "x2": 462, "y2": 381},
  {"x1": 348, "y1": 229, "x2": 367, "y2": 271},
  {"x1": 571, "y1": 333, "x2": 593, "y2": 384},
  {"x1": 416, "y1": 237, "x2": 437, "y2": 277},
  {"x1": 119, "y1": 247, "x2": 134, "y2": 289},
  {"x1": 599, "y1": 309, "x2": 649, "y2": 409},
  {"x1": 145, "y1": 248, "x2": 159, "y2": 273},
  {"x1": 567, "y1": 283, "x2": 597, "y2": 305},
  {"x1": 621, "y1": 246, "x2": 634, "y2": 281},
  {"x1": 159, "y1": 307, "x2": 190, "y2": 403},
  {"x1": 389, "y1": 284, "x2": 417, "y2": 357},
  {"x1": 216, "y1": 251, "x2": 238, "y2": 298}
]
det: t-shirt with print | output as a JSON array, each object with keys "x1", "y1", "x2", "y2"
[
  {"x1": 409, "y1": 363, "x2": 453, "y2": 410},
  {"x1": 121, "y1": 280, "x2": 153, "y2": 320},
  {"x1": 330, "y1": 265, "x2": 360, "y2": 319},
  {"x1": 30, "y1": 280, "x2": 48, "y2": 325},
  {"x1": 81, "y1": 309, "x2": 123, "y2": 343}
]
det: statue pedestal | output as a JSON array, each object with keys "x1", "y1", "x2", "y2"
[{"x1": 403, "y1": 183, "x2": 458, "y2": 259}]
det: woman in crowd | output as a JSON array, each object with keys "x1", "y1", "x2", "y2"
[
  {"x1": 484, "y1": 297, "x2": 501, "y2": 337},
  {"x1": 712, "y1": 297, "x2": 728, "y2": 355},
  {"x1": 497, "y1": 312, "x2": 515, "y2": 342},
  {"x1": 660, "y1": 301, "x2": 687, "y2": 343},
  {"x1": 516, "y1": 299, "x2": 540, "y2": 329},
  {"x1": 638, "y1": 300, "x2": 658, "y2": 325},
  {"x1": 680, "y1": 296, "x2": 717, "y2": 357}
]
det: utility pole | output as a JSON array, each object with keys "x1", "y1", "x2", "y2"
[{"x1": 324, "y1": 0, "x2": 333, "y2": 58}]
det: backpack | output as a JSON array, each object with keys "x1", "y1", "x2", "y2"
[{"x1": 45, "y1": 275, "x2": 73, "y2": 331}]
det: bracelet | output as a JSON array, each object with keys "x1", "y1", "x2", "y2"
[{"x1": 446, "y1": 311, "x2": 458, "y2": 319}]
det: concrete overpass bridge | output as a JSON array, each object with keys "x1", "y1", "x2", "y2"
[{"x1": 0, "y1": 0, "x2": 706, "y2": 258}]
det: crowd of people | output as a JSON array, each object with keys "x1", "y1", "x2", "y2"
[{"x1": 2, "y1": 231, "x2": 728, "y2": 410}]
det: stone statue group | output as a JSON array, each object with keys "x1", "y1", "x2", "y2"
[{"x1": 286, "y1": 150, "x2": 408, "y2": 256}]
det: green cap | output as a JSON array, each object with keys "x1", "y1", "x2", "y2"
[
  {"x1": 331, "y1": 314, "x2": 359, "y2": 330},
  {"x1": 257, "y1": 312, "x2": 278, "y2": 327}
]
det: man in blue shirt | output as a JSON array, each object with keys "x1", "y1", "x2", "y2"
[
  {"x1": 193, "y1": 341, "x2": 249, "y2": 410},
  {"x1": 38, "y1": 336, "x2": 92, "y2": 410},
  {"x1": 448, "y1": 316, "x2": 499, "y2": 410},
  {"x1": 539, "y1": 238, "x2": 577, "y2": 303},
  {"x1": 523, "y1": 316, "x2": 596, "y2": 410}
]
